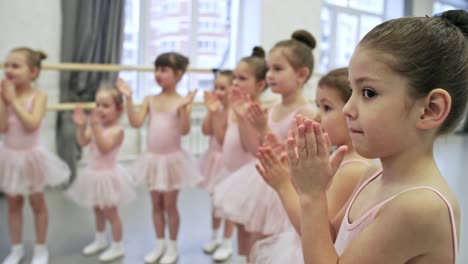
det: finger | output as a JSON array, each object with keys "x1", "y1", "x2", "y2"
[
  {"x1": 280, "y1": 153, "x2": 288, "y2": 166},
  {"x1": 265, "y1": 148, "x2": 280, "y2": 166},
  {"x1": 314, "y1": 122, "x2": 327, "y2": 157},
  {"x1": 263, "y1": 147, "x2": 276, "y2": 168},
  {"x1": 324, "y1": 132, "x2": 331, "y2": 153},
  {"x1": 255, "y1": 163, "x2": 267, "y2": 179},
  {"x1": 296, "y1": 124, "x2": 308, "y2": 160},
  {"x1": 330, "y1": 145, "x2": 348, "y2": 176},
  {"x1": 303, "y1": 119, "x2": 317, "y2": 158},
  {"x1": 286, "y1": 134, "x2": 298, "y2": 167}
]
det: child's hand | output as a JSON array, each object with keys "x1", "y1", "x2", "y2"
[
  {"x1": 115, "y1": 77, "x2": 132, "y2": 98},
  {"x1": 247, "y1": 102, "x2": 268, "y2": 132},
  {"x1": 256, "y1": 146, "x2": 290, "y2": 192},
  {"x1": 286, "y1": 115, "x2": 347, "y2": 196},
  {"x1": 72, "y1": 106, "x2": 87, "y2": 128},
  {"x1": 204, "y1": 91, "x2": 221, "y2": 112},
  {"x1": 229, "y1": 87, "x2": 250, "y2": 118},
  {"x1": 180, "y1": 90, "x2": 198, "y2": 109},
  {"x1": 1, "y1": 79, "x2": 16, "y2": 104}
]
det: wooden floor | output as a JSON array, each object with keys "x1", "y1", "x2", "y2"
[{"x1": 1, "y1": 134, "x2": 468, "y2": 264}]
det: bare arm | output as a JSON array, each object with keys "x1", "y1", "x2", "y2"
[
  {"x1": 76, "y1": 126, "x2": 91, "y2": 147},
  {"x1": 10, "y1": 92, "x2": 47, "y2": 132},
  {"x1": 125, "y1": 95, "x2": 150, "y2": 128},
  {"x1": 237, "y1": 116, "x2": 262, "y2": 155},
  {"x1": 116, "y1": 77, "x2": 149, "y2": 128},
  {"x1": 0, "y1": 96, "x2": 8, "y2": 133},
  {"x1": 212, "y1": 110, "x2": 228, "y2": 145},
  {"x1": 201, "y1": 110, "x2": 214, "y2": 135},
  {"x1": 91, "y1": 121, "x2": 124, "y2": 154}
]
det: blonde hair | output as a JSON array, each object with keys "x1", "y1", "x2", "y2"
[{"x1": 96, "y1": 83, "x2": 124, "y2": 111}]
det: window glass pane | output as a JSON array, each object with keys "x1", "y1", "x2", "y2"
[
  {"x1": 319, "y1": 6, "x2": 332, "y2": 73},
  {"x1": 433, "y1": 2, "x2": 457, "y2": 14},
  {"x1": 359, "y1": 14, "x2": 382, "y2": 41},
  {"x1": 120, "y1": 0, "x2": 140, "y2": 97},
  {"x1": 349, "y1": 0, "x2": 384, "y2": 14},
  {"x1": 324, "y1": 0, "x2": 348, "y2": 7},
  {"x1": 335, "y1": 12, "x2": 358, "y2": 68}
]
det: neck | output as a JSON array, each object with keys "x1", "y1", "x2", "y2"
[
  {"x1": 161, "y1": 85, "x2": 178, "y2": 95},
  {"x1": 102, "y1": 118, "x2": 120, "y2": 128},
  {"x1": 281, "y1": 88, "x2": 307, "y2": 107},
  {"x1": 379, "y1": 136, "x2": 438, "y2": 185},
  {"x1": 15, "y1": 83, "x2": 33, "y2": 95}
]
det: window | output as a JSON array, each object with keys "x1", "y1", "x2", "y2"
[
  {"x1": 433, "y1": 0, "x2": 467, "y2": 14},
  {"x1": 121, "y1": 0, "x2": 237, "y2": 102},
  {"x1": 319, "y1": 0, "x2": 388, "y2": 73}
]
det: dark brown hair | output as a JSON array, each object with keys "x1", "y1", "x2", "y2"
[
  {"x1": 154, "y1": 52, "x2": 189, "y2": 74},
  {"x1": 271, "y1": 29, "x2": 316, "y2": 82},
  {"x1": 359, "y1": 10, "x2": 468, "y2": 134},
  {"x1": 318, "y1": 67, "x2": 350, "y2": 103},
  {"x1": 11, "y1": 47, "x2": 47, "y2": 79},
  {"x1": 240, "y1": 46, "x2": 268, "y2": 82}
]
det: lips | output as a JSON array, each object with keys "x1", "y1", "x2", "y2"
[{"x1": 349, "y1": 128, "x2": 363, "y2": 134}]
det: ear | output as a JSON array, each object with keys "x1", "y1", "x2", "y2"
[
  {"x1": 255, "y1": 79, "x2": 266, "y2": 93},
  {"x1": 416, "y1": 88, "x2": 451, "y2": 130},
  {"x1": 296, "y1": 67, "x2": 310, "y2": 85},
  {"x1": 30, "y1": 67, "x2": 39, "y2": 80}
]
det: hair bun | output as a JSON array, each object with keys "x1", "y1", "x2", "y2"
[
  {"x1": 251, "y1": 46, "x2": 265, "y2": 59},
  {"x1": 292, "y1": 30, "x2": 316, "y2": 50},
  {"x1": 438, "y1": 9, "x2": 468, "y2": 36},
  {"x1": 36, "y1": 50, "x2": 48, "y2": 61}
]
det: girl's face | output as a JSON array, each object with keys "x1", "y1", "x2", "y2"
[
  {"x1": 266, "y1": 49, "x2": 305, "y2": 95},
  {"x1": 232, "y1": 61, "x2": 264, "y2": 99},
  {"x1": 214, "y1": 75, "x2": 232, "y2": 105},
  {"x1": 315, "y1": 86, "x2": 350, "y2": 147},
  {"x1": 3, "y1": 52, "x2": 37, "y2": 87},
  {"x1": 95, "y1": 91, "x2": 121, "y2": 126},
  {"x1": 154, "y1": 66, "x2": 181, "y2": 89},
  {"x1": 343, "y1": 46, "x2": 423, "y2": 159}
]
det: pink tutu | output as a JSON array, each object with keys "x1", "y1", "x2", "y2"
[
  {"x1": 133, "y1": 150, "x2": 202, "y2": 192},
  {"x1": 251, "y1": 229, "x2": 303, "y2": 264},
  {"x1": 213, "y1": 160, "x2": 290, "y2": 235},
  {"x1": 0, "y1": 142, "x2": 70, "y2": 196},
  {"x1": 67, "y1": 164, "x2": 136, "y2": 209},
  {"x1": 198, "y1": 148, "x2": 225, "y2": 194}
]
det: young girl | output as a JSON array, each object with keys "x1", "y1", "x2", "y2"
[
  {"x1": 251, "y1": 68, "x2": 377, "y2": 264},
  {"x1": 212, "y1": 47, "x2": 268, "y2": 263},
  {"x1": 288, "y1": 10, "x2": 466, "y2": 263},
  {"x1": 213, "y1": 30, "x2": 317, "y2": 261},
  {"x1": 67, "y1": 85, "x2": 136, "y2": 262},
  {"x1": 198, "y1": 70, "x2": 235, "y2": 255},
  {"x1": 0, "y1": 47, "x2": 70, "y2": 264},
  {"x1": 116, "y1": 52, "x2": 201, "y2": 264}
]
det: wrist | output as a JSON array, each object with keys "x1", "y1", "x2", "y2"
[{"x1": 299, "y1": 191, "x2": 327, "y2": 207}]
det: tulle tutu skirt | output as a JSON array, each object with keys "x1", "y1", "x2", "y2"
[
  {"x1": 67, "y1": 165, "x2": 136, "y2": 209},
  {"x1": 198, "y1": 149, "x2": 225, "y2": 194},
  {"x1": 0, "y1": 142, "x2": 70, "y2": 196},
  {"x1": 251, "y1": 229, "x2": 303, "y2": 264},
  {"x1": 213, "y1": 160, "x2": 290, "y2": 235},
  {"x1": 133, "y1": 150, "x2": 202, "y2": 192}
]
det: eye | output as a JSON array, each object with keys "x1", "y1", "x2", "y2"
[
  {"x1": 362, "y1": 88, "x2": 376, "y2": 98},
  {"x1": 324, "y1": 105, "x2": 332, "y2": 112}
]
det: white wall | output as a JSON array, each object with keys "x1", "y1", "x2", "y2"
[{"x1": 0, "y1": 0, "x2": 62, "y2": 149}]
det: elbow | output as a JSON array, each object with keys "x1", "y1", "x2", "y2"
[{"x1": 25, "y1": 123, "x2": 41, "y2": 133}]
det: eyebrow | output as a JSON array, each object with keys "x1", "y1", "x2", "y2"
[{"x1": 349, "y1": 76, "x2": 379, "y2": 85}]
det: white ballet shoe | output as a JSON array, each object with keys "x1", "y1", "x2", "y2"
[
  {"x1": 82, "y1": 232, "x2": 108, "y2": 255},
  {"x1": 98, "y1": 242, "x2": 124, "y2": 262},
  {"x1": 212, "y1": 239, "x2": 233, "y2": 261},
  {"x1": 203, "y1": 238, "x2": 221, "y2": 254},
  {"x1": 160, "y1": 240, "x2": 178, "y2": 264},
  {"x1": 31, "y1": 244, "x2": 49, "y2": 264},
  {"x1": 2, "y1": 244, "x2": 24, "y2": 264},
  {"x1": 144, "y1": 239, "x2": 166, "y2": 263}
]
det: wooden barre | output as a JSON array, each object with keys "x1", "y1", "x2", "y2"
[{"x1": 0, "y1": 62, "x2": 214, "y2": 73}]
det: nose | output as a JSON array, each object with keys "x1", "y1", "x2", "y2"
[
  {"x1": 314, "y1": 111, "x2": 322, "y2": 123},
  {"x1": 342, "y1": 94, "x2": 357, "y2": 120}
]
